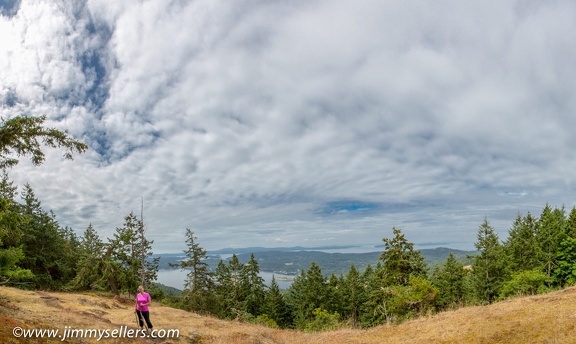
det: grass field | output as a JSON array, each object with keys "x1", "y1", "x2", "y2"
[{"x1": 1, "y1": 285, "x2": 575, "y2": 343}]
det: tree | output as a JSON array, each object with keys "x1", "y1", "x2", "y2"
[
  {"x1": 0, "y1": 173, "x2": 32, "y2": 284},
  {"x1": 470, "y1": 217, "x2": 507, "y2": 304},
  {"x1": 286, "y1": 262, "x2": 328, "y2": 330},
  {"x1": 0, "y1": 115, "x2": 87, "y2": 169},
  {"x1": 19, "y1": 184, "x2": 71, "y2": 288},
  {"x1": 503, "y1": 212, "x2": 540, "y2": 273},
  {"x1": 100, "y1": 212, "x2": 157, "y2": 296},
  {"x1": 70, "y1": 224, "x2": 105, "y2": 290},
  {"x1": 262, "y1": 276, "x2": 291, "y2": 328},
  {"x1": 173, "y1": 229, "x2": 214, "y2": 313},
  {"x1": 378, "y1": 227, "x2": 427, "y2": 286},
  {"x1": 0, "y1": 197, "x2": 33, "y2": 284},
  {"x1": 242, "y1": 253, "x2": 266, "y2": 317},
  {"x1": 536, "y1": 204, "x2": 567, "y2": 280},
  {"x1": 430, "y1": 253, "x2": 467, "y2": 309},
  {"x1": 0, "y1": 115, "x2": 86, "y2": 286},
  {"x1": 342, "y1": 265, "x2": 366, "y2": 327}
]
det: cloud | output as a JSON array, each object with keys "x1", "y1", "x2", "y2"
[{"x1": 2, "y1": 0, "x2": 576, "y2": 252}]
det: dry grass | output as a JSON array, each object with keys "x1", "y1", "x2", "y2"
[{"x1": 1, "y1": 286, "x2": 576, "y2": 343}]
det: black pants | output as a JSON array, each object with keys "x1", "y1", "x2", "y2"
[{"x1": 136, "y1": 310, "x2": 153, "y2": 329}]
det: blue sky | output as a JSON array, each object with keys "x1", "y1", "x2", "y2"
[{"x1": 1, "y1": 0, "x2": 576, "y2": 253}]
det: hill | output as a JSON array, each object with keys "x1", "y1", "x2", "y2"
[
  {"x1": 154, "y1": 247, "x2": 476, "y2": 276},
  {"x1": 1, "y1": 285, "x2": 575, "y2": 343}
]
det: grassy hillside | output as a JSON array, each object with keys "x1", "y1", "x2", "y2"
[{"x1": 1, "y1": 285, "x2": 576, "y2": 343}]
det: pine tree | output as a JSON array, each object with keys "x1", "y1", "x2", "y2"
[
  {"x1": 71, "y1": 224, "x2": 105, "y2": 290},
  {"x1": 378, "y1": 227, "x2": 427, "y2": 286},
  {"x1": 536, "y1": 204, "x2": 567, "y2": 279},
  {"x1": 262, "y1": 276, "x2": 291, "y2": 328},
  {"x1": 503, "y1": 212, "x2": 540, "y2": 273},
  {"x1": 19, "y1": 184, "x2": 69, "y2": 288},
  {"x1": 0, "y1": 115, "x2": 87, "y2": 169},
  {"x1": 0, "y1": 173, "x2": 32, "y2": 284},
  {"x1": 342, "y1": 265, "x2": 365, "y2": 327},
  {"x1": 470, "y1": 217, "x2": 507, "y2": 304},
  {"x1": 243, "y1": 253, "x2": 266, "y2": 317},
  {"x1": 285, "y1": 262, "x2": 327, "y2": 330},
  {"x1": 174, "y1": 229, "x2": 214, "y2": 313},
  {"x1": 430, "y1": 253, "x2": 467, "y2": 309}
]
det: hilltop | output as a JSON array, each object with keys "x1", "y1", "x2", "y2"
[{"x1": 1, "y1": 285, "x2": 576, "y2": 343}]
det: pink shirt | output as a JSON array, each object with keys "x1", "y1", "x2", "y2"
[{"x1": 135, "y1": 292, "x2": 151, "y2": 312}]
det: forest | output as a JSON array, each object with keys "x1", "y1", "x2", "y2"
[
  {"x1": 2, "y1": 115, "x2": 576, "y2": 331},
  {"x1": 2, "y1": 173, "x2": 576, "y2": 330}
]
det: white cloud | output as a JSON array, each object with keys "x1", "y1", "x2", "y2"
[{"x1": 2, "y1": 0, "x2": 576, "y2": 252}]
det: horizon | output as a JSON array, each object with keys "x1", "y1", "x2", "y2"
[{"x1": 2, "y1": 1, "x2": 576, "y2": 252}]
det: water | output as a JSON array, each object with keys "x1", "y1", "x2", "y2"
[{"x1": 156, "y1": 269, "x2": 294, "y2": 291}]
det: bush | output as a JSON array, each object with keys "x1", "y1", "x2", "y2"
[
  {"x1": 499, "y1": 270, "x2": 550, "y2": 299},
  {"x1": 303, "y1": 308, "x2": 342, "y2": 332},
  {"x1": 255, "y1": 314, "x2": 280, "y2": 329}
]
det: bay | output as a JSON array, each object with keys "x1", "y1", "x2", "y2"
[{"x1": 156, "y1": 269, "x2": 294, "y2": 291}]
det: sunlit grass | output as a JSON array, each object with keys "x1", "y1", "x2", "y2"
[{"x1": 1, "y1": 286, "x2": 576, "y2": 343}]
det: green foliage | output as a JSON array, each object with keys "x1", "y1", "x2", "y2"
[
  {"x1": 285, "y1": 262, "x2": 329, "y2": 329},
  {"x1": 536, "y1": 204, "x2": 567, "y2": 279},
  {"x1": 553, "y1": 237, "x2": 576, "y2": 286},
  {"x1": 174, "y1": 229, "x2": 216, "y2": 314},
  {"x1": 499, "y1": 270, "x2": 550, "y2": 299},
  {"x1": 70, "y1": 224, "x2": 105, "y2": 290},
  {"x1": 0, "y1": 115, "x2": 87, "y2": 169},
  {"x1": 18, "y1": 184, "x2": 77, "y2": 289},
  {"x1": 0, "y1": 194, "x2": 33, "y2": 284},
  {"x1": 262, "y1": 276, "x2": 291, "y2": 328},
  {"x1": 470, "y1": 218, "x2": 507, "y2": 304},
  {"x1": 303, "y1": 308, "x2": 342, "y2": 333},
  {"x1": 503, "y1": 212, "x2": 540, "y2": 273},
  {"x1": 366, "y1": 275, "x2": 437, "y2": 325},
  {"x1": 254, "y1": 314, "x2": 280, "y2": 329},
  {"x1": 378, "y1": 227, "x2": 427, "y2": 286},
  {"x1": 430, "y1": 253, "x2": 468, "y2": 309}
]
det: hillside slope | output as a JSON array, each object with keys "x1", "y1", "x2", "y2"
[{"x1": 1, "y1": 285, "x2": 575, "y2": 343}]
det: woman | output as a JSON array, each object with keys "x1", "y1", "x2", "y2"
[{"x1": 134, "y1": 285, "x2": 153, "y2": 330}]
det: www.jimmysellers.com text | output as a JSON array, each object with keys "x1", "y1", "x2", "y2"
[{"x1": 12, "y1": 325, "x2": 180, "y2": 341}]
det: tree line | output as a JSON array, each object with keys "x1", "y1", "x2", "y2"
[
  {"x1": 2, "y1": 115, "x2": 576, "y2": 331},
  {"x1": 162, "y1": 204, "x2": 576, "y2": 331}
]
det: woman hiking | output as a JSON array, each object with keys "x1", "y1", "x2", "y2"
[{"x1": 134, "y1": 285, "x2": 153, "y2": 331}]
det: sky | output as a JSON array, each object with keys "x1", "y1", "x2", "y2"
[{"x1": 1, "y1": 0, "x2": 576, "y2": 253}]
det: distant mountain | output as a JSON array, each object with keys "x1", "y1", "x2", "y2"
[
  {"x1": 153, "y1": 247, "x2": 477, "y2": 277},
  {"x1": 233, "y1": 247, "x2": 476, "y2": 276},
  {"x1": 207, "y1": 245, "x2": 369, "y2": 254}
]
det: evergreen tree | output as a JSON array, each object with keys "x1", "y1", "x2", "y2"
[
  {"x1": 342, "y1": 265, "x2": 365, "y2": 327},
  {"x1": 470, "y1": 217, "x2": 507, "y2": 304},
  {"x1": 0, "y1": 115, "x2": 87, "y2": 169},
  {"x1": 19, "y1": 184, "x2": 69, "y2": 288},
  {"x1": 378, "y1": 227, "x2": 427, "y2": 286},
  {"x1": 430, "y1": 253, "x2": 467, "y2": 309},
  {"x1": 262, "y1": 276, "x2": 291, "y2": 328},
  {"x1": 0, "y1": 173, "x2": 32, "y2": 284},
  {"x1": 503, "y1": 212, "x2": 540, "y2": 273},
  {"x1": 536, "y1": 204, "x2": 567, "y2": 279},
  {"x1": 0, "y1": 197, "x2": 33, "y2": 284},
  {"x1": 285, "y1": 262, "x2": 327, "y2": 330},
  {"x1": 566, "y1": 207, "x2": 576, "y2": 238},
  {"x1": 101, "y1": 212, "x2": 157, "y2": 296},
  {"x1": 325, "y1": 273, "x2": 344, "y2": 316},
  {"x1": 71, "y1": 224, "x2": 105, "y2": 290},
  {"x1": 173, "y1": 229, "x2": 214, "y2": 313},
  {"x1": 212, "y1": 254, "x2": 249, "y2": 318},
  {"x1": 243, "y1": 253, "x2": 266, "y2": 317}
]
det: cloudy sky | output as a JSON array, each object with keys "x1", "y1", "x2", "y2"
[{"x1": 1, "y1": 0, "x2": 576, "y2": 253}]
